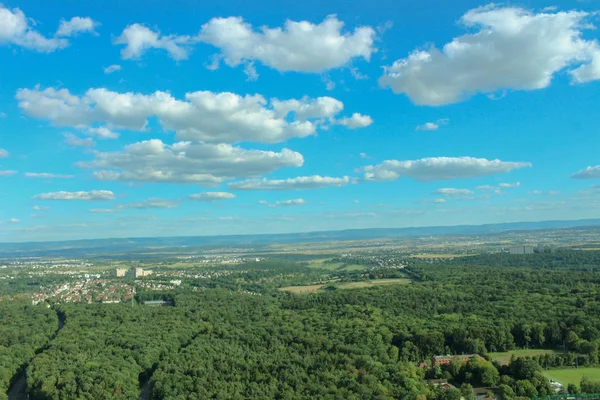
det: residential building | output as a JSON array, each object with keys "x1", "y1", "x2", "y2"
[{"x1": 431, "y1": 354, "x2": 485, "y2": 367}]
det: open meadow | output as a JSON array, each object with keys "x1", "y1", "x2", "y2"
[
  {"x1": 543, "y1": 368, "x2": 600, "y2": 387},
  {"x1": 488, "y1": 349, "x2": 562, "y2": 365},
  {"x1": 280, "y1": 278, "x2": 411, "y2": 293}
]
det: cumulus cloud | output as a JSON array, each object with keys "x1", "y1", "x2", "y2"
[
  {"x1": 115, "y1": 24, "x2": 193, "y2": 60},
  {"x1": 64, "y1": 133, "x2": 95, "y2": 147},
  {"x1": 572, "y1": 165, "x2": 600, "y2": 179},
  {"x1": 56, "y1": 17, "x2": 98, "y2": 37},
  {"x1": 416, "y1": 118, "x2": 449, "y2": 131},
  {"x1": 0, "y1": 148, "x2": 8, "y2": 157},
  {"x1": 229, "y1": 175, "x2": 350, "y2": 191},
  {"x1": 24, "y1": 172, "x2": 74, "y2": 179},
  {"x1": 0, "y1": 170, "x2": 17, "y2": 177},
  {"x1": 33, "y1": 190, "x2": 115, "y2": 201},
  {"x1": 16, "y1": 87, "x2": 368, "y2": 143},
  {"x1": 9, "y1": 218, "x2": 19, "y2": 223},
  {"x1": 498, "y1": 182, "x2": 520, "y2": 188},
  {"x1": 0, "y1": 5, "x2": 68, "y2": 52},
  {"x1": 336, "y1": 113, "x2": 373, "y2": 129},
  {"x1": 188, "y1": 192, "x2": 236, "y2": 201},
  {"x1": 363, "y1": 156, "x2": 531, "y2": 182},
  {"x1": 77, "y1": 139, "x2": 303, "y2": 185},
  {"x1": 197, "y1": 15, "x2": 376, "y2": 74},
  {"x1": 103, "y1": 64, "x2": 121, "y2": 74},
  {"x1": 380, "y1": 5, "x2": 600, "y2": 105},
  {"x1": 32, "y1": 205, "x2": 49, "y2": 211},
  {"x1": 432, "y1": 198, "x2": 446, "y2": 204},
  {"x1": 86, "y1": 126, "x2": 119, "y2": 139},
  {"x1": 260, "y1": 198, "x2": 307, "y2": 207},
  {"x1": 433, "y1": 188, "x2": 474, "y2": 196}
]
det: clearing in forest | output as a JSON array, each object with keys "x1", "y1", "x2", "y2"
[
  {"x1": 489, "y1": 349, "x2": 561, "y2": 365},
  {"x1": 280, "y1": 278, "x2": 411, "y2": 293},
  {"x1": 543, "y1": 368, "x2": 600, "y2": 387}
]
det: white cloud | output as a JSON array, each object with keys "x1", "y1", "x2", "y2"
[
  {"x1": 188, "y1": 192, "x2": 236, "y2": 201},
  {"x1": 498, "y1": 182, "x2": 520, "y2": 188},
  {"x1": 433, "y1": 188, "x2": 474, "y2": 196},
  {"x1": 64, "y1": 133, "x2": 95, "y2": 147},
  {"x1": 416, "y1": 122, "x2": 439, "y2": 131},
  {"x1": 336, "y1": 113, "x2": 373, "y2": 129},
  {"x1": 359, "y1": 152, "x2": 370, "y2": 159},
  {"x1": 33, "y1": 190, "x2": 115, "y2": 201},
  {"x1": 0, "y1": 148, "x2": 8, "y2": 157},
  {"x1": 89, "y1": 208, "x2": 119, "y2": 213},
  {"x1": 272, "y1": 96, "x2": 343, "y2": 120},
  {"x1": 275, "y1": 199, "x2": 306, "y2": 206},
  {"x1": 572, "y1": 165, "x2": 600, "y2": 179},
  {"x1": 119, "y1": 198, "x2": 179, "y2": 209},
  {"x1": 363, "y1": 156, "x2": 531, "y2": 182},
  {"x1": 0, "y1": 170, "x2": 17, "y2": 177},
  {"x1": 432, "y1": 198, "x2": 446, "y2": 204},
  {"x1": 56, "y1": 17, "x2": 98, "y2": 37},
  {"x1": 9, "y1": 218, "x2": 19, "y2": 223},
  {"x1": 78, "y1": 139, "x2": 303, "y2": 185},
  {"x1": 103, "y1": 64, "x2": 122, "y2": 74},
  {"x1": 32, "y1": 205, "x2": 49, "y2": 211},
  {"x1": 0, "y1": 5, "x2": 68, "y2": 52},
  {"x1": 24, "y1": 172, "x2": 74, "y2": 179},
  {"x1": 229, "y1": 175, "x2": 350, "y2": 191},
  {"x1": 197, "y1": 15, "x2": 376, "y2": 74},
  {"x1": 243, "y1": 62, "x2": 258, "y2": 81},
  {"x1": 349, "y1": 67, "x2": 369, "y2": 80},
  {"x1": 475, "y1": 185, "x2": 493, "y2": 191},
  {"x1": 17, "y1": 87, "x2": 367, "y2": 144},
  {"x1": 87, "y1": 126, "x2": 119, "y2": 139},
  {"x1": 380, "y1": 5, "x2": 600, "y2": 105},
  {"x1": 416, "y1": 118, "x2": 449, "y2": 131},
  {"x1": 115, "y1": 24, "x2": 193, "y2": 60},
  {"x1": 530, "y1": 190, "x2": 560, "y2": 196},
  {"x1": 260, "y1": 198, "x2": 307, "y2": 207}
]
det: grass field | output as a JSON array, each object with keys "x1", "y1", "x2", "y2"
[
  {"x1": 280, "y1": 279, "x2": 410, "y2": 293},
  {"x1": 410, "y1": 254, "x2": 471, "y2": 259},
  {"x1": 337, "y1": 279, "x2": 411, "y2": 289},
  {"x1": 489, "y1": 349, "x2": 561, "y2": 365},
  {"x1": 544, "y1": 368, "x2": 600, "y2": 387},
  {"x1": 279, "y1": 284, "x2": 325, "y2": 293}
]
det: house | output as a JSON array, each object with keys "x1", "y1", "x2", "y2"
[{"x1": 432, "y1": 354, "x2": 485, "y2": 367}]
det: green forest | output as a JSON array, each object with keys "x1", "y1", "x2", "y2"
[{"x1": 3, "y1": 250, "x2": 600, "y2": 399}]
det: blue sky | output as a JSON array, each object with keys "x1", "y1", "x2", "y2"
[{"x1": 2, "y1": 0, "x2": 600, "y2": 242}]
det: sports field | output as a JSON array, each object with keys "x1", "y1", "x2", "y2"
[
  {"x1": 280, "y1": 278, "x2": 411, "y2": 293},
  {"x1": 543, "y1": 368, "x2": 600, "y2": 387},
  {"x1": 488, "y1": 349, "x2": 561, "y2": 365}
]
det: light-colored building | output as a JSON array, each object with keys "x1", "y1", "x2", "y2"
[
  {"x1": 509, "y1": 246, "x2": 534, "y2": 255},
  {"x1": 117, "y1": 267, "x2": 153, "y2": 278}
]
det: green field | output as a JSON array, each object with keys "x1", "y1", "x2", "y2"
[
  {"x1": 280, "y1": 278, "x2": 411, "y2": 294},
  {"x1": 489, "y1": 349, "x2": 561, "y2": 365},
  {"x1": 544, "y1": 368, "x2": 600, "y2": 387},
  {"x1": 337, "y1": 279, "x2": 412, "y2": 289}
]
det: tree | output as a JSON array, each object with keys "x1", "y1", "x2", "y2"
[
  {"x1": 567, "y1": 383, "x2": 579, "y2": 394},
  {"x1": 460, "y1": 383, "x2": 474, "y2": 400},
  {"x1": 498, "y1": 384, "x2": 516, "y2": 400}
]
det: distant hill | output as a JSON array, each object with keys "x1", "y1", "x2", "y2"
[{"x1": 1, "y1": 218, "x2": 600, "y2": 257}]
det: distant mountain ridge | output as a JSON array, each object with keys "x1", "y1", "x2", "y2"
[{"x1": 1, "y1": 218, "x2": 600, "y2": 257}]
